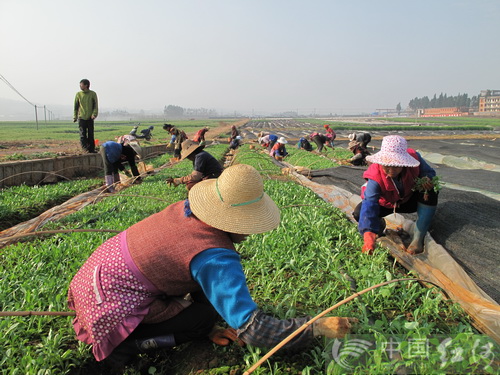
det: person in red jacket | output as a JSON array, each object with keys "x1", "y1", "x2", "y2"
[
  {"x1": 323, "y1": 124, "x2": 336, "y2": 148},
  {"x1": 68, "y1": 164, "x2": 355, "y2": 369},
  {"x1": 192, "y1": 126, "x2": 210, "y2": 145},
  {"x1": 352, "y1": 135, "x2": 438, "y2": 255},
  {"x1": 269, "y1": 137, "x2": 288, "y2": 160}
]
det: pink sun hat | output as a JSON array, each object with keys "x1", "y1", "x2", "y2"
[{"x1": 366, "y1": 135, "x2": 420, "y2": 167}]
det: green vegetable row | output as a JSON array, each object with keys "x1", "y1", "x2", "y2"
[{"x1": 0, "y1": 143, "x2": 490, "y2": 374}]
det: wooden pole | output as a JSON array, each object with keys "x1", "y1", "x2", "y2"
[{"x1": 0, "y1": 311, "x2": 75, "y2": 317}]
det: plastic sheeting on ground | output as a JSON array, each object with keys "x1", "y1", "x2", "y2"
[
  {"x1": 283, "y1": 162, "x2": 500, "y2": 345},
  {"x1": 0, "y1": 163, "x2": 157, "y2": 248}
]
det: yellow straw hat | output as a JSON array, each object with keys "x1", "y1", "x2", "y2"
[
  {"x1": 129, "y1": 141, "x2": 143, "y2": 159},
  {"x1": 180, "y1": 139, "x2": 205, "y2": 160},
  {"x1": 188, "y1": 164, "x2": 281, "y2": 234}
]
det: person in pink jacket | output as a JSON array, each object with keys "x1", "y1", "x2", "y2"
[{"x1": 68, "y1": 164, "x2": 355, "y2": 369}]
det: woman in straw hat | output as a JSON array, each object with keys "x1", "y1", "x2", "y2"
[
  {"x1": 99, "y1": 138, "x2": 142, "y2": 193},
  {"x1": 166, "y1": 139, "x2": 223, "y2": 190},
  {"x1": 269, "y1": 136, "x2": 289, "y2": 160},
  {"x1": 68, "y1": 164, "x2": 355, "y2": 369},
  {"x1": 352, "y1": 135, "x2": 438, "y2": 255}
]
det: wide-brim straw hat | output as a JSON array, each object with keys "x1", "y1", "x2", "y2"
[
  {"x1": 117, "y1": 134, "x2": 137, "y2": 146},
  {"x1": 129, "y1": 141, "x2": 142, "y2": 159},
  {"x1": 348, "y1": 140, "x2": 358, "y2": 150},
  {"x1": 366, "y1": 135, "x2": 419, "y2": 167},
  {"x1": 277, "y1": 137, "x2": 288, "y2": 144},
  {"x1": 188, "y1": 164, "x2": 281, "y2": 234},
  {"x1": 180, "y1": 139, "x2": 205, "y2": 160}
]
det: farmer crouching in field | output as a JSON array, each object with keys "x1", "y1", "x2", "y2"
[
  {"x1": 163, "y1": 123, "x2": 187, "y2": 161},
  {"x1": 323, "y1": 124, "x2": 336, "y2": 148},
  {"x1": 348, "y1": 140, "x2": 371, "y2": 166},
  {"x1": 352, "y1": 135, "x2": 438, "y2": 255},
  {"x1": 297, "y1": 137, "x2": 313, "y2": 151},
  {"x1": 309, "y1": 132, "x2": 329, "y2": 152},
  {"x1": 165, "y1": 140, "x2": 223, "y2": 190},
  {"x1": 348, "y1": 132, "x2": 372, "y2": 149},
  {"x1": 192, "y1": 126, "x2": 210, "y2": 146},
  {"x1": 100, "y1": 138, "x2": 142, "y2": 193},
  {"x1": 258, "y1": 133, "x2": 278, "y2": 151},
  {"x1": 67, "y1": 164, "x2": 355, "y2": 369},
  {"x1": 270, "y1": 137, "x2": 289, "y2": 161},
  {"x1": 229, "y1": 135, "x2": 243, "y2": 150}
]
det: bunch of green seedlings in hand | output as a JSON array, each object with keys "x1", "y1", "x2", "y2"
[{"x1": 413, "y1": 176, "x2": 443, "y2": 201}]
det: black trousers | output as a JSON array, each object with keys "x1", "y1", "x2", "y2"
[
  {"x1": 130, "y1": 301, "x2": 218, "y2": 344},
  {"x1": 79, "y1": 119, "x2": 95, "y2": 152},
  {"x1": 106, "y1": 299, "x2": 218, "y2": 364},
  {"x1": 311, "y1": 135, "x2": 324, "y2": 152}
]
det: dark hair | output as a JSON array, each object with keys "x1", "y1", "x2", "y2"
[
  {"x1": 163, "y1": 123, "x2": 173, "y2": 130},
  {"x1": 80, "y1": 79, "x2": 90, "y2": 87}
]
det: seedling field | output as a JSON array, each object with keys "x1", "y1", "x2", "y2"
[{"x1": 0, "y1": 142, "x2": 497, "y2": 374}]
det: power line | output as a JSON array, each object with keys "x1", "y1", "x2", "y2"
[
  {"x1": 0, "y1": 73, "x2": 57, "y2": 125},
  {"x1": 0, "y1": 73, "x2": 36, "y2": 107}
]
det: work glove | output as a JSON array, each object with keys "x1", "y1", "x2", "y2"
[
  {"x1": 313, "y1": 317, "x2": 358, "y2": 339},
  {"x1": 208, "y1": 326, "x2": 245, "y2": 347},
  {"x1": 362, "y1": 232, "x2": 377, "y2": 255},
  {"x1": 165, "y1": 177, "x2": 181, "y2": 187}
]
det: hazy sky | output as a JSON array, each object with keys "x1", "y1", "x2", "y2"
[{"x1": 1, "y1": 0, "x2": 499, "y2": 116}]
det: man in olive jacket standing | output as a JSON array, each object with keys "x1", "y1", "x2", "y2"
[{"x1": 73, "y1": 79, "x2": 98, "y2": 153}]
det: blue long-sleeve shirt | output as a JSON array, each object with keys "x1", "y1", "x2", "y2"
[
  {"x1": 190, "y1": 248, "x2": 257, "y2": 329},
  {"x1": 103, "y1": 141, "x2": 123, "y2": 163},
  {"x1": 190, "y1": 248, "x2": 313, "y2": 349}
]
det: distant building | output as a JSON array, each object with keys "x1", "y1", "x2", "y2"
[
  {"x1": 417, "y1": 107, "x2": 469, "y2": 117},
  {"x1": 478, "y1": 90, "x2": 500, "y2": 113}
]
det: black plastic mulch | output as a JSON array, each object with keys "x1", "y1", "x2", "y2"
[{"x1": 310, "y1": 166, "x2": 500, "y2": 303}]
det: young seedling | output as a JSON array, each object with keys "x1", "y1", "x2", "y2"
[{"x1": 413, "y1": 175, "x2": 443, "y2": 201}]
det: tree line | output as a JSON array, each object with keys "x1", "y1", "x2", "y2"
[
  {"x1": 408, "y1": 93, "x2": 479, "y2": 110},
  {"x1": 164, "y1": 105, "x2": 218, "y2": 118}
]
